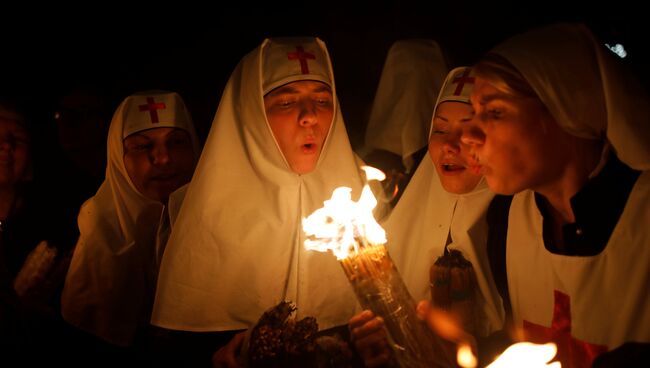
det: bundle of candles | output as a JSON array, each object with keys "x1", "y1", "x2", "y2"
[{"x1": 303, "y1": 167, "x2": 454, "y2": 367}]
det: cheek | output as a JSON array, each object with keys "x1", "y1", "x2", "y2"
[
  {"x1": 427, "y1": 140, "x2": 440, "y2": 165},
  {"x1": 268, "y1": 118, "x2": 294, "y2": 146},
  {"x1": 319, "y1": 113, "x2": 334, "y2": 138},
  {"x1": 123, "y1": 155, "x2": 148, "y2": 189}
]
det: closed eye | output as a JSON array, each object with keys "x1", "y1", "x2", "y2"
[
  {"x1": 279, "y1": 99, "x2": 295, "y2": 107},
  {"x1": 487, "y1": 109, "x2": 502, "y2": 119}
]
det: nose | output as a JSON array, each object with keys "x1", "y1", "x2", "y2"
[
  {"x1": 442, "y1": 133, "x2": 461, "y2": 154},
  {"x1": 298, "y1": 100, "x2": 318, "y2": 127},
  {"x1": 460, "y1": 122, "x2": 485, "y2": 147},
  {"x1": 151, "y1": 144, "x2": 170, "y2": 166}
]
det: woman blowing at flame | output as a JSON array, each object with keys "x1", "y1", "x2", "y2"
[
  {"x1": 150, "y1": 37, "x2": 388, "y2": 367},
  {"x1": 349, "y1": 67, "x2": 507, "y2": 367},
  {"x1": 459, "y1": 23, "x2": 650, "y2": 367}
]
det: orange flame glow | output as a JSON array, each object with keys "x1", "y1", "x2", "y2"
[
  {"x1": 486, "y1": 342, "x2": 561, "y2": 368},
  {"x1": 457, "y1": 343, "x2": 477, "y2": 368},
  {"x1": 303, "y1": 166, "x2": 386, "y2": 259}
]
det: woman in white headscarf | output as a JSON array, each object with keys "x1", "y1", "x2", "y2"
[
  {"x1": 363, "y1": 39, "x2": 449, "y2": 205},
  {"x1": 61, "y1": 90, "x2": 201, "y2": 354},
  {"x1": 349, "y1": 67, "x2": 505, "y2": 367},
  {"x1": 151, "y1": 38, "x2": 385, "y2": 366},
  {"x1": 460, "y1": 23, "x2": 650, "y2": 367}
]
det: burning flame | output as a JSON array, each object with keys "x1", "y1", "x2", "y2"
[
  {"x1": 303, "y1": 166, "x2": 386, "y2": 259},
  {"x1": 457, "y1": 343, "x2": 477, "y2": 368},
  {"x1": 486, "y1": 342, "x2": 560, "y2": 368},
  {"x1": 456, "y1": 341, "x2": 560, "y2": 368}
]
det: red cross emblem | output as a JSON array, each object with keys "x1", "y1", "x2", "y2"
[
  {"x1": 287, "y1": 46, "x2": 315, "y2": 74},
  {"x1": 452, "y1": 69, "x2": 476, "y2": 96},
  {"x1": 138, "y1": 97, "x2": 167, "y2": 124},
  {"x1": 523, "y1": 290, "x2": 608, "y2": 368}
]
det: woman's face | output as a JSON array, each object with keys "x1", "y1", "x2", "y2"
[
  {"x1": 461, "y1": 77, "x2": 569, "y2": 195},
  {"x1": 123, "y1": 127, "x2": 196, "y2": 203},
  {"x1": 428, "y1": 101, "x2": 482, "y2": 194},
  {"x1": 264, "y1": 80, "x2": 334, "y2": 174},
  {"x1": 0, "y1": 114, "x2": 31, "y2": 188}
]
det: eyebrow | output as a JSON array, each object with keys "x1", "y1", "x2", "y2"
[
  {"x1": 267, "y1": 83, "x2": 332, "y2": 97},
  {"x1": 124, "y1": 133, "x2": 151, "y2": 141},
  {"x1": 311, "y1": 85, "x2": 331, "y2": 93},
  {"x1": 268, "y1": 86, "x2": 299, "y2": 96},
  {"x1": 476, "y1": 92, "x2": 514, "y2": 106}
]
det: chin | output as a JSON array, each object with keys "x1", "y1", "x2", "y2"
[{"x1": 485, "y1": 178, "x2": 518, "y2": 196}]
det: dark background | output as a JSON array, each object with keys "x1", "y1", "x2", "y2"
[{"x1": 3, "y1": 2, "x2": 647, "y2": 150}]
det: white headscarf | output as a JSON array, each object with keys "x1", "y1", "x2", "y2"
[
  {"x1": 151, "y1": 38, "x2": 371, "y2": 332},
  {"x1": 61, "y1": 90, "x2": 200, "y2": 346},
  {"x1": 385, "y1": 67, "x2": 505, "y2": 337},
  {"x1": 490, "y1": 22, "x2": 650, "y2": 170},
  {"x1": 364, "y1": 39, "x2": 449, "y2": 172}
]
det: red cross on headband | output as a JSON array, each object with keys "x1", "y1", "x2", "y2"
[
  {"x1": 138, "y1": 97, "x2": 167, "y2": 124},
  {"x1": 287, "y1": 46, "x2": 316, "y2": 74},
  {"x1": 451, "y1": 69, "x2": 476, "y2": 96}
]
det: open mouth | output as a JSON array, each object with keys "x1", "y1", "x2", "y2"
[
  {"x1": 302, "y1": 143, "x2": 316, "y2": 153},
  {"x1": 441, "y1": 163, "x2": 465, "y2": 172}
]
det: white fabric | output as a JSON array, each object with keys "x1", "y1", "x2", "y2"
[
  {"x1": 384, "y1": 67, "x2": 505, "y2": 337},
  {"x1": 61, "y1": 91, "x2": 200, "y2": 346},
  {"x1": 364, "y1": 39, "x2": 448, "y2": 172},
  {"x1": 151, "y1": 38, "x2": 373, "y2": 332},
  {"x1": 492, "y1": 23, "x2": 650, "y2": 170},
  {"x1": 506, "y1": 177, "x2": 650, "y2": 349}
]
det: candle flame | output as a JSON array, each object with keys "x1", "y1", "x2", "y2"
[
  {"x1": 486, "y1": 342, "x2": 561, "y2": 368},
  {"x1": 457, "y1": 343, "x2": 477, "y2": 368},
  {"x1": 303, "y1": 166, "x2": 386, "y2": 259}
]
